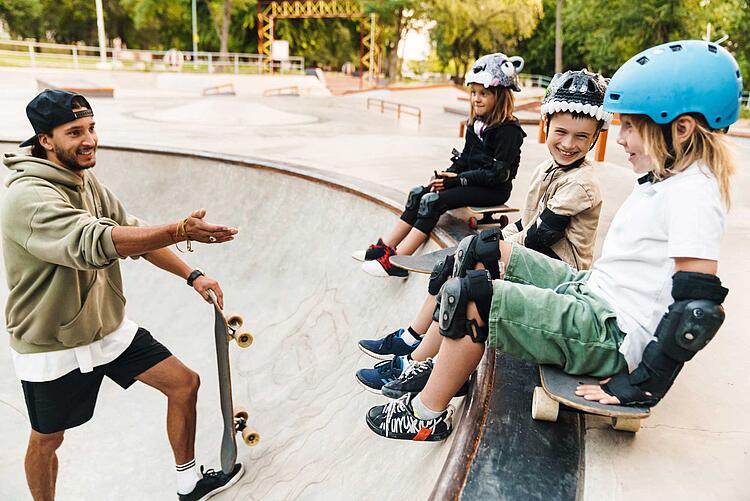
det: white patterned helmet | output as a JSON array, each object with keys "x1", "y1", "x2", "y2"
[
  {"x1": 465, "y1": 53, "x2": 525, "y2": 92},
  {"x1": 541, "y1": 69, "x2": 613, "y2": 128}
]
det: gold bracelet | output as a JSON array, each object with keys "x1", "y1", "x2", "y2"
[{"x1": 174, "y1": 218, "x2": 193, "y2": 253}]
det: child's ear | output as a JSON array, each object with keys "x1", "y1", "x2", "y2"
[{"x1": 509, "y1": 56, "x2": 524, "y2": 74}]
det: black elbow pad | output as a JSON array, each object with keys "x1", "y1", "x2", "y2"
[{"x1": 526, "y1": 208, "x2": 571, "y2": 248}]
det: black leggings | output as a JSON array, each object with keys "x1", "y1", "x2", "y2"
[{"x1": 400, "y1": 184, "x2": 511, "y2": 234}]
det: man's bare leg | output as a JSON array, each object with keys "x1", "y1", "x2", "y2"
[
  {"x1": 136, "y1": 356, "x2": 200, "y2": 464},
  {"x1": 25, "y1": 430, "x2": 63, "y2": 501}
]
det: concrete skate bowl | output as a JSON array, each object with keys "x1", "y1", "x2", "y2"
[{"x1": 0, "y1": 142, "x2": 498, "y2": 501}]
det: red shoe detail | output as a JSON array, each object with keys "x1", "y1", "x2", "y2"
[
  {"x1": 376, "y1": 245, "x2": 397, "y2": 270},
  {"x1": 412, "y1": 428, "x2": 432, "y2": 441}
]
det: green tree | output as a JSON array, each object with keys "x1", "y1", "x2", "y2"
[{"x1": 427, "y1": 0, "x2": 543, "y2": 81}]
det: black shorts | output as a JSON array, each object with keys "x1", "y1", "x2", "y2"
[{"x1": 21, "y1": 327, "x2": 172, "y2": 434}]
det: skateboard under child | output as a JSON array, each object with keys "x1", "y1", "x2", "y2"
[
  {"x1": 390, "y1": 246, "x2": 457, "y2": 274},
  {"x1": 532, "y1": 365, "x2": 650, "y2": 433}
]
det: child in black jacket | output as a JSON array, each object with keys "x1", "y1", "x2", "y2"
[{"x1": 353, "y1": 52, "x2": 527, "y2": 278}]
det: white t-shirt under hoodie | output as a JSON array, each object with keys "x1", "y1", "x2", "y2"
[{"x1": 586, "y1": 162, "x2": 725, "y2": 371}]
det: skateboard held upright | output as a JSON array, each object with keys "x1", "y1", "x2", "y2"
[{"x1": 209, "y1": 291, "x2": 260, "y2": 475}]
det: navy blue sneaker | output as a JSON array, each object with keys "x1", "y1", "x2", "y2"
[
  {"x1": 356, "y1": 356, "x2": 408, "y2": 393},
  {"x1": 178, "y1": 463, "x2": 244, "y2": 501},
  {"x1": 358, "y1": 328, "x2": 420, "y2": 360}
]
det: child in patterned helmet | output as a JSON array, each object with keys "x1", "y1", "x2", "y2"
[{"x1": 353, "y1": 53, "x2": 527, "y2": 279}]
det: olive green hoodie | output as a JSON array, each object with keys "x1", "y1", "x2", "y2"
[{"x1": 2, "y1": 153, "x2": 141, "y2": 354}]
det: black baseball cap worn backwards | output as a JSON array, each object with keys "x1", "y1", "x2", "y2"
[{"x1": 20, "y1": 89, "x2": 94, "y2": 147}]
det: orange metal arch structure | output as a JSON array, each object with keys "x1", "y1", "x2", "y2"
[{"x1": 257, "y1": 0, "x2": 381, "y2": 86}]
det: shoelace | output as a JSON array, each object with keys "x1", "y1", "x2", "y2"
[
  {"x1": 199, "y1": 466, "x2": 222, "y2": 479},
  {"x1": 399, "y1": 358, "x2": 434, "y2": 381},
  {"x1": 377, "y1": 245, "x2": 397, "y2": 270},
  {"x1": 374, "y1": 358, "x2": 402, "y2": 378},
  {"x1": 381, "y1": 395, "x2": 454, "y2": 438}
]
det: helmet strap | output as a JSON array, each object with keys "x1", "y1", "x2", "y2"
[{"x1": 659, "y1": 123, "x2": 676, "y2": 170}]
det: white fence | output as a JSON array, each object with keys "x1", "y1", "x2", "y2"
[{"x1": 0, "y1": 39, "x2": 305, "y2": 74}]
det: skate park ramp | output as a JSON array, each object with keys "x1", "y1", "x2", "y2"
[{"x1": 0, "y1": 144, "x2": 459, "y2": 500}]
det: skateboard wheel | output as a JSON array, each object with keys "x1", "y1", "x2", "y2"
[
  {"x1": 242, "y1": 427, "x2": 261, "y2": 446},
  {"x1": 468, "y1": 217, "x2": 478, "y2": 230},
  {"x1": 498, "y1": 215, "x2": 509, "y2": 228},
  {"x1": 236, "y1": 332, "x2": 254, "y2": 348},
  {"x1": 233, "y1": 407, "x2": 249, "y2": 423},
  {"x1": 226, "y1": 314, "x2": 244, "y2": 330},
  {"x1": 531, "y1": 386, "x2": 559, "y2": 422},
  {"x1": 611, "y1": 417, "x2": 641, "y2": 433}
]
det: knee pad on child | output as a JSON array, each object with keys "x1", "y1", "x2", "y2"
[
  {"x1": 417, "y1": 192, "x2": 440, "y2": 218},
  {"x1": 453, "y1": 228, "x2": 502, "y2": 279},
  {"x1": 435, "y1": 270, "x2": 493, "y2": 343},
  {"x1": 405, "y1": 186, "x2": 429, "y2": 211},
  {"x1": 428, "y1": 254, "x2": 456, "y2": 296}
]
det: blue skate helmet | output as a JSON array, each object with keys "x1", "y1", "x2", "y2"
[{"x1": 604, "y1": 40, "x2": 743, "y2": 129}]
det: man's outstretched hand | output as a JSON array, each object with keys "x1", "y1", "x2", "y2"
[{"x1": 183, "y1": 208, "x2": 238, "y2": 244}]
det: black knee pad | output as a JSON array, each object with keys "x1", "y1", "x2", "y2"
[
  {"x1": 405, "y1": 186, "x2": 429, "y2": 211},
  {"x1": 428, "y1": 254, "x2": 456, "y2": 296},
  {"x1": 417, "y1": 192, "x2": 440, "y2": 219},
  {"x1": 453, "y1": 228, "x2": 502, "y2": 279},
  {"x1": 436, "y1": 270, "x2": 493, "y2": 343}
]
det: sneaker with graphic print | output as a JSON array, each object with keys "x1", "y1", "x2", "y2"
[
  {"x1": 382, "y1": 359, "x2": 469, "y2": 399},
  {"x1": 351, "y1": 238, "x2": 388, "y2": 262},
  {"x1": 365, "y1": 394, "x2": 454, "y2": 441},
  {"x1": 178, "y1": 463, "x2": 244, "y2": 501},
  {"x1": 361, "y1": 245, "x2": 408, "y2": 278}
]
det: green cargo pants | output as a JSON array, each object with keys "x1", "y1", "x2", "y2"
[{"x1": 487, "y1": 244, "x2": 627, "y2": 377}]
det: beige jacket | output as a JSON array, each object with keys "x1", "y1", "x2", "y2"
[{"x1": 503, "y1": 158, "x2": 602, "y2": 269}]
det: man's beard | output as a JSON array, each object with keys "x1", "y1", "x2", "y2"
[{"x1": 54, "y1": 145, "x2": 95, "y2": 171}]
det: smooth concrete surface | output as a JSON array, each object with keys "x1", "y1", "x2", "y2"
[
  {"x1": 0, "y1": 146, "x2": 455, "y2": 500},
  {"x1": 0, "y1": 67, "x2": 749, "y2": 500}
]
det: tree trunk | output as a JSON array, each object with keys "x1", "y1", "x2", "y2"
[
  {"x1": 220, "y1": 0, "x2": 232, "y2": 61},
  {"x1": 386, "y1": 9, "x2": 405, "y2": 80}
]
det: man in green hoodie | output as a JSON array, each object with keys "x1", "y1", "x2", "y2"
[{"x1": 2, "y1": 89, "x2": 242, "y2": 501}]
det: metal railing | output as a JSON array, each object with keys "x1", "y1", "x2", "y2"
[
  {"x1": 367, "y1": 98, "x2": 422, "y2": 124},
  {"x1": 0, "y1": 38, "x2": 305, "y2": 74},
  {"x1": 518, "y1": 73, "x2": 553, "y2": 88}
]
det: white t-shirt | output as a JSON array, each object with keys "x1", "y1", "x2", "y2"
[
  {"x1": 586, "y1": 162, "x2": 725, "y2": 370},
  {"x1": 10, "y1": 317, "x2": 139, "y2": 382},
  {"x1": 473, "y1": 119, "x2": 486, "y2": 139}
]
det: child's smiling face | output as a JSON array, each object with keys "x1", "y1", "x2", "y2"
[
  {"x1": 617, "y1": 115, "x2": 653, "y2": 173},
  {"x1": 546, "y1": 112, "x2": 599, "y2": 166}
]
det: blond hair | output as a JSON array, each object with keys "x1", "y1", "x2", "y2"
[
  {"x1": 469, "y1": 86, "x2": 516, "y2": 128},
  {"x1": 630, "y1": 114, "x2": 735, "y2": 208}
]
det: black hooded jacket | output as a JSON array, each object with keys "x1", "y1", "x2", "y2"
[{"x1": 448, "y1": 119, "x2": 526, "y2": 188}]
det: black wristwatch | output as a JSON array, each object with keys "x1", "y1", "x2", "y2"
[{"x1": 187, "y1": 269, "x2": 205, "y2": 287}]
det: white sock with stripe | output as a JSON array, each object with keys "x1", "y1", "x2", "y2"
[{"x1": 176, "y1": 459, "x2": 200, "y2": 495}]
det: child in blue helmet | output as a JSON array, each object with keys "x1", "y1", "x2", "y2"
[
  {"x1": 352, "y1": 53, "x2": 526, "y2": 278},
  {"x1": 355, "y1": 70, "x2": 613, "y2": 395},
  {"x1": 365, "y1": 40, "x2": 740, "y2": 441}
]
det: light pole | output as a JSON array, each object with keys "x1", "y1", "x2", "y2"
[
  {"x1": 192, "y1": 0, "x2": 199, "y2": 68},
  {"x1": 555, "y1": 0, "x2": 563, "y2": 73},
  {"x1": 94, "y1": 0, "x2": 109, "y2": 68}
]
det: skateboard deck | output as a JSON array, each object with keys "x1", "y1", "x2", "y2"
[
  {"x1": 210, "y1": 293, "x2": 259, "y2": 475},
  {"x1": 390, "y1": 246, "x2": 457, "y2": 274},
  {"x1": 532, "y1": 365, "x2": 649, "y2": 432}
]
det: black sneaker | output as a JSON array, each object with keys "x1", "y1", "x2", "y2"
[
  {"x1": 382, "y1": 359, "x2": 470, "y2": 399},
  {"x1": 178, "y1": 463, "x2": 244, "y2": 501},
  {"x1": 351, "y1": 238, "x2": 388, "y2": 262},
  {"x1": 365, "y1": 394, "x2": 454, "y2": 441},
  {"x1": 361, "y1": 245, "x2": 408, "y2": 278}
]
